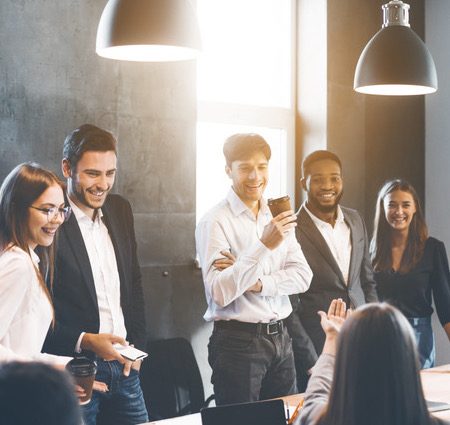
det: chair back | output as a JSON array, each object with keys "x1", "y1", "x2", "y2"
[{"x1": 140, "y1": 337, "x2": 206, "y2": 420}]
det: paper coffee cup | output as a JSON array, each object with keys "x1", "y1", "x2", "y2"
[
  {"x1": 66, "y1": 357, "x2": 97, "y2": 405},
  {"x1": 268, "y1": 195, "x2": 292, "y2": 217}
]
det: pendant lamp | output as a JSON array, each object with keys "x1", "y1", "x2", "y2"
[
  {"x1": 354, "y1": 0, "x2": 437, "y2": 95},
  {"x1": 96, "y1": 0, "x2": 201, "y2": 62}
]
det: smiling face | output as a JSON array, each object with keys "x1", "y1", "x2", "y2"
[
  {"x1": 383, "y1": 190, "x2": 417, "y2": 233},
  {"x1": 63, "y1": 150, "x2": 117, "y2": 219},
  {"x1": 27, "y1": 184, "x2": 65, "y2": 249},
  {"x1": 226, "y1": 151, "x2": 269, "y2": 210},
  {"x1": 302, "y1": 158, "x2": 343, "y2": 215}
]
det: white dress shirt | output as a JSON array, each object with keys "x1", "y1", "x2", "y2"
[
  {"x1": 69, "y1": 199, "x2": 127, "y2": 351},
  {"x1": 0, "y1": 246, "x2": 57, "y2": 362},
  {"x1": 304, "y1": 203, "x2": 352, "y2": 284},
  {"x1": 196, "y1": 189, "x2": 312, "y2": 323}
]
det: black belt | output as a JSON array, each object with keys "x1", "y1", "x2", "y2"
[{"x1": 214, "y1": 319, "x2": 284, "y2": 335}]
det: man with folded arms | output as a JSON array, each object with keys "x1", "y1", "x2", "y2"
[{"x1": 196, "y1": 133, "x2": 312, "y2": 405}]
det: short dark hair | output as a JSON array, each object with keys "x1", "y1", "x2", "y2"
[
  {"x1": 223, "y1": 133, "x2": 271, "y2": 167},
  {"x1": 0, "y1": 362, "x2": 82, "y2": 425},
  {"x1": 63, "y1": 124, "x2": 117, "y2": 170},
  {"x1": 302, "y1": 150, "x2": 342, "y2": 178}
]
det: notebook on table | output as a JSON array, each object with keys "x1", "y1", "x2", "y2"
[{"x1": 201, "y1": 399, "x2": 286, "y2": 425}]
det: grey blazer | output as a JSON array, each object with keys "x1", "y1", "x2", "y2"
[
  {"x1": 292, "y1": 206, "x2": 378, "y2": 356},
  {"x1": 297, "y1": 353, "x2": 334, "y2": 425}
]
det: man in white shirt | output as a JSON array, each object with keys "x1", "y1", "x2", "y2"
[
  {"x1": 285, "y1": 150, "x2": 378, "y2": 391},
  {"x1": 196, "y1": 133, "x2": 312, "y2": 405},
  {"x1": 43, "y1": 124, "x2": 148, "y2": 425}
]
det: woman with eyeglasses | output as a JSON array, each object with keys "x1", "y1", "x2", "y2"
[
  {"x1": 0, "y1": 162, "x2": 71, "y2": 361},
  {"x1": 370, "y1": 179, "x2": 450, "y2": 369}
]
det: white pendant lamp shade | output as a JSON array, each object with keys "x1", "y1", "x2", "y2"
[
  {"x1": 96, "y1": 0, "x2": 202, "y2": 62},
  {"x1": 354, "y1": 1, "x2": 437, "y2": 95}
]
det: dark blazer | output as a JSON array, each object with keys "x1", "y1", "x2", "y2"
[
  {"x1": 43, "y1": 194, "x2": 146, "y2": 357},
  {"x1": 288, "y1": 206, "x2": 378, "y2": 358}
]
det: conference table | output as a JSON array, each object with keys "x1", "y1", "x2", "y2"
[{"x1": 143, "y1": 363, "x2": 450, "y2": 424}]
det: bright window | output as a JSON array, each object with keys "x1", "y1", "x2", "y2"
[{"x1": 196, "y1": 0, "x2": 295, "y2": 221}]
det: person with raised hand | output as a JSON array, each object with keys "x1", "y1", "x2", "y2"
[{"x1": 299, "y1": 300, "x2": 449, "y2": 425}]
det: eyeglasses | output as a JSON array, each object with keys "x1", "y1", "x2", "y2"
[{"x1": 29, "y1": 205, "x2": 72, "y2": 222}]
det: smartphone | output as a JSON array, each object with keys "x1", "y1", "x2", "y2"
[{"x1": 115, "y1": 345, "x2": 148, "y2": 362}]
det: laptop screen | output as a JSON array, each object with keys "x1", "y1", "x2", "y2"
[{"x1": 201, "y1": 399, "x2": 286, "y2": 425}]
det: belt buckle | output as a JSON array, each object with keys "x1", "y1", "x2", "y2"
[{"x1": 266, "y1": 321, "x2": 279, "y2": 335}]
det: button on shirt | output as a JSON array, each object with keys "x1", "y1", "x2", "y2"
[
  {"x1": 304, "y1": 203, "x2": 352, "y2": 284},
  {"x1": 196, "y1": 189, "x2": 312, "y2": 323},
  {"x1": 69, "y1": 199, "x2": 127, "y2": 344}
]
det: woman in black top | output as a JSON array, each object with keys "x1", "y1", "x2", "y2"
[{"x1": 370, "y1": 179, "x2": 450, "y2": 368}]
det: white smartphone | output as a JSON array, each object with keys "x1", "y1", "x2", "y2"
[{"x1": 115, "y1": 345, "x2": 148, "y2": 362}]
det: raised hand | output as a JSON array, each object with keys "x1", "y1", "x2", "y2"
[{"x1": 318, "y1": 298, "x2": 352, "y2": 355}]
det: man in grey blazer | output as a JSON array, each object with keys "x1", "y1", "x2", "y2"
[{"x1": 285, "y1": 150, "x2": 378, "y2": 390}]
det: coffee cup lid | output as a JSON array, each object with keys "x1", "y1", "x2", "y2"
[{"x1": 66, "y1": 356, "x2": 97, "y2": 376}]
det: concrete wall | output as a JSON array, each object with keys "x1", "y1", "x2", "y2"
[
  {"x1": 425, "y1": 0, "x2": 450, "y2": 365},
  {"x1": 0, "y1": 0, "x2": 213, "y2": 395}
]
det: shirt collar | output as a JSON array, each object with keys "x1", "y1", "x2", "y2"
[
  {"x1": 226, "y1": 188, "x2": 270, "y2": 217},
  {"x1": 68, "y1": 197, "x2": 103, "y2": 225},
  {"x1": 303, "y1": 202, "x2": 345, "y2": 227},
  {"x1": 29, "y1": 247, "x2": 40, "y2": 265}
]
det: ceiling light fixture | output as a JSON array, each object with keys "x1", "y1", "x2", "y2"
[
  {"x1": 96, "y1": 0, "x2": 201, "y2": 62},
  {"x1": 354, "y1": 0, "x2": 437, "y2": 96}
]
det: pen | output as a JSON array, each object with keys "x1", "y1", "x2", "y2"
[{"x1": 287, "y1": 398, "x2": 304, "y2": 425}]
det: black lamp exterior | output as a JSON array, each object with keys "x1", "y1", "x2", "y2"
[
  {"x1": 96, "y1": 0, "x2": 202, "y2": 61},
  {"x1": 354, "y1": 1, "x2": 437, "y2": 95}
]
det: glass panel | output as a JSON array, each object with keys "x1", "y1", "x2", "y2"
[
  {"x1": 197, "y1": 0, "x2": 292, "y2": 108},
  {"x1": 196, "y1": 122, "x2": 287, "y2": 221}
]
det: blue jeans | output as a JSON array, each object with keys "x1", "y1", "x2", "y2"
[
  {"x1": 82, "y1": 360, "x2": 148, "y2": 425},
  {"x1": 208, "y1": 324, "x2": 297, "y2": 405},
  {"x1": 407, "y1": 317, "x2": 435, "y2": 369}
]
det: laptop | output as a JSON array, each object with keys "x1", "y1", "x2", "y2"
[
  {"x1": 201, "y1": 399, "x2": 286, "y2": 425},
  {"x1": 426, "y1": 399, "x2": 450, "y2": 413}
]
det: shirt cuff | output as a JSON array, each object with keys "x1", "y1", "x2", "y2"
[
  {"x1": 259, "y1": 275, "x2": 277, "y2": 297},
  {"x1": 75, "y1": 332, "x2": 86, "y2": 353}
]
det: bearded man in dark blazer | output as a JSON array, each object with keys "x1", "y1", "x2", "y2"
[
  {"x1": 285, "y1": 150, "x2": 378, "y2": 391},
  {"x1": 43, "y1": 124, "x2": 148, "y2": 425}
]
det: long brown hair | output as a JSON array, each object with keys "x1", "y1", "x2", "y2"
[
  {"x1": 0, "y1": 162, "x2": 64, "y2": 310},
  {"x1": 370, "y1": 179, "x2": 428, "y2": 273},
  {"x1": 317, "y1": 303, "x2": 433, "y2": 425}
]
